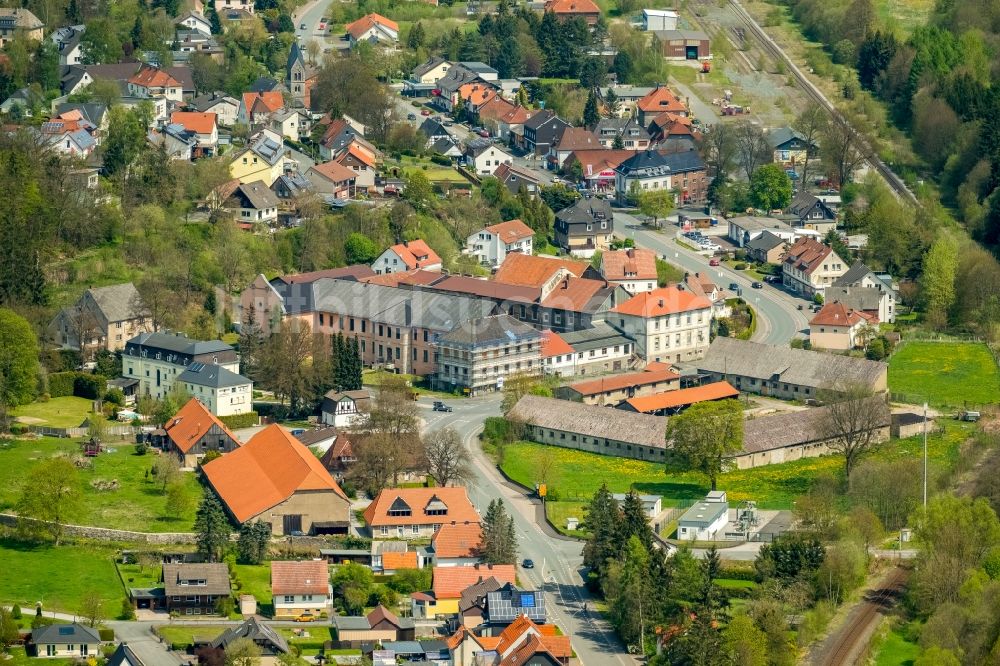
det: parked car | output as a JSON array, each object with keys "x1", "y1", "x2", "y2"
[
  {"x1": 751, "y1": 281, "x2": 763, "y2": 289},
  {"x1": 797, "y1": 304, "x2": 804, "y2": 310},
  {"x1": 522, "y1": 559, "x2": 535, "y2": 569},
  {"x1": 421, "y1": 109, "x2": 432, "y2": 116},
  {"x1": 764, "y1": 275, "x2": 780, "y2": 283},
  {"x1": 709, "y1": 258, "x2": 720, "y2": 266},
  {"x1": 477, "y1": 129, "x2": 490, "y2": 138},
  {"x1": 295, "y1": 613, "x2": 315, "y2": 622},
  {"x1": 433, "y1": 401, "x2": 453, "y2": 412},
  {"x1": 443, "y1": 120, "x2": 454, "y2": 127},
  {"x1": 407, "y1": 113, "x2": 416, "y2": 121},
  {"x1": 318, "y1": 17, "x2": 328, "y2": 29}
]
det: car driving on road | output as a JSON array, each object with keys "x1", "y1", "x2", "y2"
[
  {"x1": 433, "y1": 401, "x2": 453, "y2": 412},
  {"x1": 522, "y1": 559, "x2": 535, "y2": 569}
]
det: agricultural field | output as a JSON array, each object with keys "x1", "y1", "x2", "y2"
[
  {"x1": 0, "y1": 437, "x2": 204, "y2": 532},
  {"x1": 888, "y1": 341, "x2": 1000, "y2": 408},
  {"x1": 13, "y1": 397, "x2": 95, "y2": 429},
  {"x1": 499, "y1": 421, "x2": 968, "y2": 514},
  {"x1": 0, "y1": 540, "x2": 123, "y2": 614}
]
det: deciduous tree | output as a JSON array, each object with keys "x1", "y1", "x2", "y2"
[
  {"x1": 224, "y1": 638, "x2": 261, "y2": 666},
  {"x1": 16, "y1": 457, "x2": 82, "y2": 545},
  {"x1": 749, "y1": 163, "x2": 793, "y2": 211},
  {"x1": 421, "y1": 427, "x2": 472, "y2": 487},
  {"x1": 0, "y1": 308, "x2": 39, "y2": 419},
  {"x1": 153, "y1": 454, "x2": 182, "y2": 493},
  {"x1": 921, "y1": 233, "x2": 959, "y2": 329},
  {"x1": 79, "y1": 590, "x2": 105, "y2": 628},
  {"x1": 818, "y1": 384, "x2": 889, "y2": 479},
  {"x1": 733, "y1": 120, "x2": 771, "y2": 181},
  {"x1": 665, "y1": 399, "x2": 744, "y2": 490}
]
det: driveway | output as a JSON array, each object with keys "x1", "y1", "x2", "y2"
[{"x1": 108, "y1": 622, "x2": 184, "y2": 666}]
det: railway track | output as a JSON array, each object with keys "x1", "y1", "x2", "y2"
[
  {"x1": 724, "y1": 0, "x2": 918, "y2": 204},
  {"x1": 814, "y1": 566, "x2": 910, "y2": 666}
]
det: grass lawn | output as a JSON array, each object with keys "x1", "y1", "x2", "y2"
[
  {"x1": 888, "y1": 341, "x2": 1000, "y2": 408},
  {"x1": 117, "y1": 562, "x2": 162, "y2": 590},
  {"x1": 278, "y1": 627, "x2": 335, "y2": 655},
  {"x1": 0, "y1": 437, "x2": 204, "y2": 532},
  {"x1": 498, "y1": 421, "x2": 968, "y2": 511},
  {"x1": 232, "y1": 564, "x2": 274, "y2": 607},
  {"x1": 0, "y1": 539, "x2": 124, "y2": 614},
  {"x1": 13, "y1": 397, "x2": 95, "y2": 428},
  {"x1": 156, "y1": 625, "x2": 225, "y2": 648},
  {"x1": 362, "y1": 369, "x2": 460, "y2": 399},
  {"x1": 872, "y1": 626, "x2": 920, "y2": 666},
  {"x1": 4, "y1": 647, "x2": 75, "y2": 666}
]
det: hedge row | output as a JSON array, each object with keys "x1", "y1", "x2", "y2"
[
  {"x1": 219, "y1": 411, "x2": 259, "y2": 429},
  {"x1": 49, "y1": 372, "x2": 107, "y2": 399}
]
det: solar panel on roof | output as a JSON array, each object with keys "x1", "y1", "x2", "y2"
[
  {"x1": 58, "y1": 626, "x2": 74, "y2": 635},
  {"x1": 520, "y1": 592, "x2": 535, "y2": 608}
]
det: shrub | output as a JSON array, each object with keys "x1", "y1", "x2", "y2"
[
  {"x1": 201, "y1": 450, "x2": 222, "y2": 464},
  {"x1": 430, "y1": 154, "x2": 452, "y2": 166},
  {"x1": 104, "y1": 388, "x2": 125, "y2": 406},
  {"x1": 49, "y1": 372, "x2": 76, "y2": 398},
  {"x1": 219, "y1": 412, "x2": 259, "y2": 429},
  {"x1": 11, "y1": 605, "x2": 21, "y2": 619},
  {"x1": 98, "y1": 628, "x2": 115, "y2": 641},
  {"x1": 135, "y1": 442, "x2": 148, "y2": 455},
  {"x1": 74, "y1": 373, "x2": 106, "y2": 399},
  {"x1": 119, "y1": 598, "x2": 136, "y2": 621},
  {"x1": 734, "y1": 263, "x2": 747, "y2": 270},
  {"x1": 215, "y1": 596, "x2": 235, "y2": 617}
]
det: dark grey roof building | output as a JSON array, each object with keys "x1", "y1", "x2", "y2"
[
  {"x1": 436, "y1": 315, "x2": 543, "y2": 395},
  {"x1": 177, "y1": 362, "x2": 250, "y2": 389},
  {"x1": 486, "y1": 583, "x2": 546, "y2": 624},
  {"x1": 31, "y1": 623, "x2": 102, "y2": 648},
  {"x1": 210, "y1": 617, "x2": 289, "y2": 654}
]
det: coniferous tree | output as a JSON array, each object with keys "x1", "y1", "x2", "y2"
[
  {"x1": 194, "y1": 493, "x2": 231, "y2": 562},
  {"x1": 237, "y1": 520, "x2": 271, "y2": 564},
  {"x1": 239, "y1": 304, "x2": 262, "y2": 380},
  {"x1": 582, "y1": 484, "x2": 621, "y2": 573},
  {"x1": 482, "y1": 499, "x2": 517, "y2": 564},
  {"x1": 620, "y1": 491, "x2": 653, "y2": 550},
  {"x1": 583, "y1": 89, "x2": 600, "y2": 129},
  {"x1": 344, "y1": 337, "x2": 363, "y2": 390}
]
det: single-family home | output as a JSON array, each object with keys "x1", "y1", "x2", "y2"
[
  {"x1": 334, "y1": 143, "x2": 377, "y2": 193},
  {"x1": 457, "y1": 578, "x2": 505, "y2": 630},
  {"x1": 609, "y1": 285, "x2": 712, "y2": 363},
  {"x1": 371, "y1": 541, "x2": 421, "y2": 574},
  {"x1": 105, "y1": 643, "x2": 145, "y2": 666},
  {"x1": 177, "y1": 362, "x2": 254, "y2": 417},
  {"x1": 447, "y1": 613, "x2": 572, "y2": 666},
  {"x1": 677, "y1": 491, "x2": 728, "y2": 541},
  {"x1": 294, "y1": 426, "x2": 338, "y2": 452},
  {"x1": 372, "y1": 239, "x2": 443, "y2": 274},
  {"x1": 229, "y1": 130, "x2": 286, "y2": 186},
  {"x1": 594, "y1": 117, "x2": 651, "y2": 150},
  {"x1": 785, "y1": 191, "x2": 837, "y2": 234},
  {"x1": 333, "y1": 605, "x2": 415, "y2": 648},
  {"x1": 319, "y1": 389, "x2": 371, "y2": 428},
  {"x1": 493, "y1": 162, "x2": 545, "y2": 197},
  {"x1": 600, "y1": 247, "x2": 657, "y2": 294},
  {"x1": 831, "y1": 260, "x2": 897, "y2": 323},
  {"x1": 636, "y1": 85, "x2": 687, "y2": 125},
  {"x1": 202, "y1": 424, "x2": 352, "y2": 535},
  {"x1": 435, "y1": 315, "x2": 544, "y2": 395},
  {"x1": 210, "y1": 618, "x2": 288, "y2": 654},
  {"x1": 39, "y1": 113, "x2": 98, "y2": 156},
  {"x1": 781, "y1": 237, "x2": 847, "y2": 296},
  {"x1": 217, "y1": 0, "x2": 254, "y2": 14},
  {"x1": 169, "y1": 111, "x2": 218, "y2": 157},
  {"x1": 768, "y1": 126, "x2": 814, "y2": 168},
  {"x1": 163, "y1": 562, "x2": 231, "y2": 615},
  {"x1": 51, "y1": 25, "x2": 84, "y2": 66},
  {"x1": 176, "y1": 10, "x2": 212, "y2": 35},
  {"x1": 345, "y1": 13, "x2": 399, "y2": 46},
  {"x1": 745, "y1": 230, "x2": 787, "y2": 264},
  {"x1": 430, "y1": 521, "x2": 483, "y2": 567},
  {"x1": 48, "y1": 282, "x2": 150, "y2": 357},
  {"x1": 306, "y1": 160, "x2": 357, "y2": 199},
  {"x1": 522, "y1": 110, "x2": 571, "y2": 156},
  {"x1": 484, "y1": 584, "x2": 547, "y2": 628},
  {"x1": 543, "y1": 0, "x2": 600, "y2": 24},
  {"x1": 271, "y1": 560, "x2": 332, "y2": 619},
  {"x1": 127, "y1": 66, "x2": 183, "y2": 102},
  {"x1": 123, "y1": 332, "x2": 240, "y2": 402},
  {"x1": 554, "y1": 361, "x2": 680, "y2": 405},
  {"x1": 238, "y1": 91, "x2": 284, "y2": 126},
  {"x1": 727, "y1": 216, "x2": 799, "y2": 248},
  {"x1": 411, "y1": 56, "x2": 452, "y2": 84},
  {"x1": 465, "y1": 138, "x2": 513, "y2": 176},
  {"x1": 226, "y1": 180, "x2": 280, "y2": 226},
  {"x1": 653, "y1": 29, "x2": 711, "y2": 60},
  {"x1": 412, "y1": 564, "x2": 516, "y2": 620},
  {"x1": 31, "y1": 624, "x2": 101, "y2": 659},
  {"x1": 363, "y1": 487, "x2": 480, "y2": 540},
  {"x1": 808, "y1": 301, "x2": 878, "y2": 350},
  {"x1": 497, "y1": 104, "x2": 535, "y2": 143},
  {"x1": 465, "y1": 219, "x2": 535, "y2": 268},
  {"x1": 189, "y1": 92, "x2": 240, "y2": 127},
  {"x1": 0, "y1": 8, "x2": 43, "y2": 47},
  {"x1": 269, "y1": 108, "x2": 307, "y2": 142},
  {"x1": 554, "y1": 196, "x2": 614, "y2": 258},
  {"x1": 695, "y1": 336, "x2": 889, "y2": 400},
  {"x1": 162, "y1": 397, "x2": 242, "y2": 466},
  {"x1": 614, "y1": 149, "x2": 708, "y2": 205},
  {"x1": 548, "y1": 127, "x2": 601, "y2": 170}
]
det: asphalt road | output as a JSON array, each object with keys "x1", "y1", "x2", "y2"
[
  {"x1": 417, "y1": 395, "x2": 636, "y2": 666},
  {"x1": 292, "y1": 0, "x2": 331, "y2": 44},
  {"x1": 612, "y1": 210, "x2": 809, "y2": 345}
]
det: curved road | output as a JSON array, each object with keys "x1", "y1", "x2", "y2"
[{"x1": 612, "y1": 211, "x2": 809, "y2": 345}]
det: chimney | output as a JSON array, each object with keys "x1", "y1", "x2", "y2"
[{"x1": 658, "y1": 299, "x2": 665, "y2": 308}]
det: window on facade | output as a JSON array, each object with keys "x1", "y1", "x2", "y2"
[{"x1": 284, "y1": 595, "x2": 294, "y2": 603}]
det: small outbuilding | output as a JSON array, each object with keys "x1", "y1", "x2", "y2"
[{"x1": 677, "y1": 491, "x2": 729, "y2": 541}]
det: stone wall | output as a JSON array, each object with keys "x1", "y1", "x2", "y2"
[{"x1": 0, "y1": 513, "x2": 196, "y2": 544}]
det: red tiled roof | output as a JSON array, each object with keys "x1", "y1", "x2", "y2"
[
  {"x1": 345, "y1": 13, "x2": 398, "y2": 39},
  {"x1": 338, "y1": 142, "x2": 377, "y2": 168},
  {"x1": 203, "y1": 424, "x2": 348, "y2": 522},
  {"x1": 129, "y1": 66, "x2": 181, "y2": 88},
  {"x1": 540, "y1": 330, "x2": 573, "y2": 358},
  {"x1": 496, "y1": 615, "x2": 572, "y2": 661},
  {"x1": 601, "y1": 247, "x2": 657, "y2": 281},
  {"x1": 385, "y1": 239, "x2": 442, "y2": 270},
  {"x1": 478, "y1": 96, "x2": 517, "y2": 122},
  {"x1": 567, "y1": 363, "x2": 679, "y2": 396},
  {"x1": 540, "y1": 277, "x2": 609, "y2": 313},
  {"x1": 625, "y1": 382, "x2": 739, "y2": 413},
  {"x1": 637, "y1": 86, "x2": 687, "y2": 114},
  {"x1": 431, "y1": 522, "x2": 482, "y2": 558},
  {"x1": 363, "y1": 487, "x2": 479, "y2": 528},
  {"x1": 271, "y1": 560, "x2": 329, "y2": 596},
  {"x1": 164, "y1": 398, "x2": 240, "y2": 454},
  {"x1": 809, "y1": 300, "x2": 874, "y2": 327},
  {"x1": 485, "y1": 219, "x2": 534, "y2": 244},
  {"x1": 555, "y1": 127, "x2": 601, "y2": 152},
  {"x1": 310, "y1": 160, "x2": 356, "y2": 184},
  {"x1": 242, "y1": 91, "x2": 284, "y2": 115},
  {"x1": 499, "y1": 105, "x2": 534, "y2": 125},
  {"x1": 610, "y1": 285, "x2": 712, "y2": 317},
  {"x1": 367, "y1": 604, "x2": 403, "y2": 628},
  {"x1": 494, "y1": 253, "x2": 589, "y2": 288},
  {"x1": 784, "y1": 237, "x2": 834, "y2": 276},
  {"x1": 566, "y1": 149, "x2": 637, "y2": 176},
  {"x1": 432, "y1": 564, "x2": 516, "y2": 599},
  {"x1": 170, "y1": 111, "x2": 216, "y2": 134},
  {"x1": 382, "y1": 551, "x2": 419, "y2": 570},
  {"x1": 428, "y1": 275, "x2": 538, "y2": 303},
  {"x1": 544, "y1": 0, "x2": 600, "y2": 13}
]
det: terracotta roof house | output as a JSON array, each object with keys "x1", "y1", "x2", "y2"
[
  {"x1": 271, "y1": 560, "x2": 332, "y2": 619},
  {"x1": 563, "y1": 148, "x2": 637, "y2": 192},
  {"x1": 202, "y1": 424, "x2": 350, "y2": 535},
  {"x1": 161, "y1": 398, "x2": 241, "y2": 466},
  {"x1": 413, "y1": 564, "x2": 517, "y2": 619},
  {"x1": 345, "y1": 13, "x2": 399, "y2": 45},
  {"x1": 609, "y1": 285, "x2": 713, "y2": 363},
  {"x1": 465, "y1": 219, "x2": 535, "y2": 268},
  {"x1": 808, "y1": 300, "x2": 877, "y2": 351},
  {"x1": 210, "y1": 617, "x2": 289, "y2": 654},
  {"x1": 493, "y1": 253, "x2": 590, "y2": 289},
  {"x1": 430, "y1": 522, "x2": 483, "y2": 566},
  {"x1": 448, "y1": 614, "x2": 571, "y2": 666},
  {"x1": 544, "y1": 0, "x2": 600, "y2": 24},
  {"x1": 555, "y1": 361, "x2": 680, "y2": 405},
  {"x1": 781, "y1": 236, "x2": 847, "y2": 296},
  {"x1": 364, "y1": 487, "x2": 480, "y2": 540},
  {"x1": 620, "y1": 381, "x2": 739, "y2": 415},
  {"x1": 600, "y1": 248, "x2": 658, "y2": 294},
  {"x1": 549, "y1": 127, "x2": 601, "y2": 169},
  {"x1": 238, "y1": 91, "x2": 284, "y2": 126},
  {"x1": 306, "y1": 160, "x2": 357, "y2": 199},
  {"x1": 333, "y1": 605, "x2": 415, "y2": 648},
  {"x1": 127, "y1": 66, "x2": 183, "y2": 102},
  {"x1": 162, "y1": 563, "x2": 231, "y2": 615},
  {"x1": 696, "y1": 336, "x2": 889, "y2": 400},
  {"x1": 636, "y1": 85, "x2": 688, "y2": 125},
  {"x1": 372, "y1": 239, "x2": 443, "y2": 274}
]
